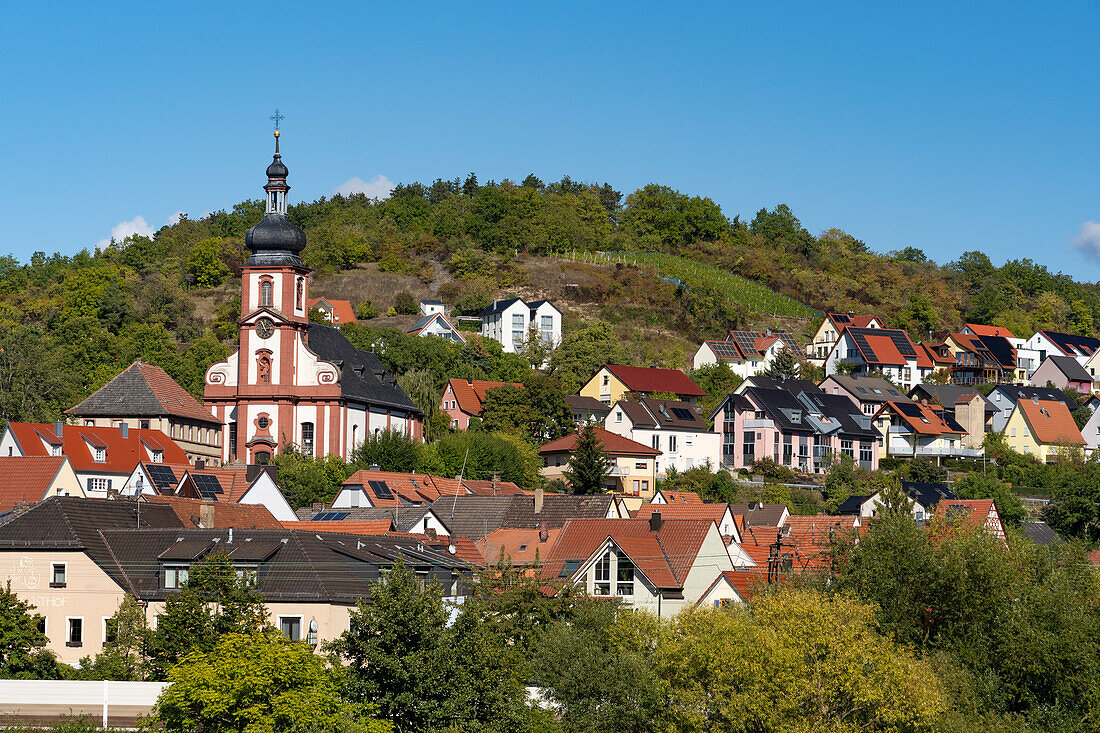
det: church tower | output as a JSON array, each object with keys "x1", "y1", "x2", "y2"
[{"x1": 205, "y1": 130, "x2": 423, "y2": 465}]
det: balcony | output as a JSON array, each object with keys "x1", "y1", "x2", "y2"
[
  {"x1": 887, "y1": 441, "x2": 984, "y2": 458},
  {"x1": 743, "y1": 419, "x2": 775, "y2": 429}
]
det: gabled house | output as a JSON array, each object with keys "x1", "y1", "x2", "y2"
[
  {"x1": 650, "y1": 489, "x2": 703, "y2": 505},
  {"x1": 603, "y1": 398, "x2": 720, "y2": 476},
  {"x1": 692, "y1": 331, "x2": 804, "y2": 377},
  {"x1": 406, "y1": 312, "x2": 466, "y2": 343},
  {"x1": 1082, "y1": 350, "x2": 1100, "y2": 393},
  {"x1": 0, "y1": 456, "x2": 83, "y2": 515},
  {"x1": 331, "y1": 470, "x2": 466, "y2": 509},
  {"x1": 539, "y1": 427, "x2": 660, "y2": 498},
  {"x1": 580, "y1": 364, "x2": 707, "y2": 406},
  {"x1": 1080, "y1": 407, "x2": 1100, "y2": 454},
  {"x1": 1029, "y1": 356, "x2": 1093, "y2": 393},
  {"x1": 632, "y1": 502, "x2": 741, "y2": 542},
  {"x1": 0, "y1": 422, "x2": 189, "y2": 497},
  {"x1": 872, "y1": 400, "x2": 975, "y2": 459},
  {"x1": 419, "y1": 299, "x2": 446, "y2": 317},
  {"x1": 305, "y1": 297, "x2": 357, "y2": 325},
  {"x1": 67, "y1": 360, "x2": 223, "y2": 466},
  {"x1": 933, "y1": 499, "x2": 1006, "y2": 543},
  {"x1": 122, "y1": 462, "x2": 297, "y2": 522},
  {"x1": 1024, "y1": 330, "x2": 1100, "y2": 367},
  {"x1": 823, "y1": 327, "x2": 933, "y2": 390},
  {"x1": 733, "y1": 376, "x2": 823, "y2": 396},
  {"x1": 711, "y1": 387, "x2": 879, "y2": 473},
  {"x1": 907, "y1": 384, "x2": 994, "y2": 450},
  {"x1": 942, "y1": 332, "x2": 1015, "y2": 385},
  {"x1": 986, "y1": 384, "x2": 1079, "y2": 432},
  {"x1": 837, "y1": 481, "x2": 958, "y2": 522},
  {"x1": 564, "y1": 395, "x2": 612, "y2": 426},
  {"x1": 819, "y1": 374, "x2": 909, "y2": 416},
  {"x1": 478, "y1": 298, "x2": 562, "y2": 354},
  {"x1": 542, "y1": 516, "x2": 737, "y2": 617},
  {"x1": 0, "y1": 497, "x2": 472, "y2": 665},
  {"x1": 440, "y1": 378, "x2": 524, "y2": 430},
  {"x1": 961, "y1": 324, "x2": 1038, "y2": 382},
  {"x1": 808, "y1": 313, "x2": 884, "y2": 363},
  {"x1": 1003, "y1": 398, "x2": 1085, "y2": 462},
  {"x1": 428, "y1": 491, "x2": 622, "y2": 541}
]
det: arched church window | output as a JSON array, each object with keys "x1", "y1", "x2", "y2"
[
  {"x1": 261, "y1": 281, "x2": 273, "y2": 308},
  {"x1": 258, "y1": 355, "x2": 272, "y2": 384}
]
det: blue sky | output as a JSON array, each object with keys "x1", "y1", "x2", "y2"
[{"x1": 2, "y1": 1, "x2": 1099, "y2": 275}]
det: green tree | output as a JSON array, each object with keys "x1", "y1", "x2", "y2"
[
  {"x1": 396, "y1": 369, "x2": 442, "y2": 440},
  {"x1": 480, "y1": 385, "x2": 531, "y2": 437},
  {"x1": 351, "y1": 428, "x2": 425, "y2": 473},
  {"x1": 150, "y1": 631, "x2": 388, "y2": 733},
  {"x1": 953, "y1": 472, "x2": 1025, "y2": 526},
  {"x1": 393, "y1": 291, "x2": 417, "y2": 315},
  {"x1": 761, "y1": 345, "x2": 799, "y2": 380},
  {"x1": 690, "y1": 363, "x2": 742, "y2": 417},
  {"x1": 909, "y1": 456, "x2": 948, "y2": 484},
  {"x1": 563, "y1": 422, "x2": 611, "y2": 495},
  {"x1": 186, "y1": 237, "x2": 232, "y2": 288},
  {"x1": 548, "y1": 323, "x2": 628, "y2": 393},
  {"x1": 150, "y1": 553, "x2": 270, "y2": 679},
  {"x1": 0, "y1": 582, "x2": 59, "y2": 679}
]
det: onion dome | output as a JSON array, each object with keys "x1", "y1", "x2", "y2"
[{"x1": 245, "y1": 130, "x2": 307, "y2": 267}]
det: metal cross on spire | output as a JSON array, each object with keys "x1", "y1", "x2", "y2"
[{"x1": 269, "y1": 109, "x2": 284, "y2": 131}]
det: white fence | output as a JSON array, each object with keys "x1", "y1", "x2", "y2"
[{"x1": 0, "y1": 680, "x2": 167, "y2": 728}]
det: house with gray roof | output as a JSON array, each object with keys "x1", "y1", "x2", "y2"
[{"x1": 478, "y1": 298, "x2": 562, "y2": 354}]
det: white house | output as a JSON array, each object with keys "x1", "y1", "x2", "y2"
[
  {"x1": 120, "y1": 462, "x2": 298, "y2": 523},
  {"x1": 603, "y1": 398, "x2": 720, "y2": 476},
  {"x1": 477, "y1": 298, "x2": 562, "y2": 354},
  {"x1": 406, "y1": 313, "x2": 466, "y2": 343},
  {"x1": 1024, "y1": 330, "x2": 1100, "y2": 368},
  {"x1": 692, "y1": 331, "x2": 803, "y2": 377},
  {"x1": 824, "y1": 327, "x2": 934, "y2": 391},
  {"x1": 419, "y1": 299, "x2": 446, "y2": 317}
]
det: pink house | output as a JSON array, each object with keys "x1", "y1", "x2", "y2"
[
  {"x1": 440, "y1": 378, "x2": 524, "y2": 430},
  {"x1": 711, "y1": 386, "x2": 879, "y2": 474}
]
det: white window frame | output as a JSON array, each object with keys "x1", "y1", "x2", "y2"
[{"x1": 278, "y1": 615, "x2": 303, "y2": 642}]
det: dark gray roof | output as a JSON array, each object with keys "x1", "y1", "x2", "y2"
[
  {"x1": 908, "y1": 384, "x2": 996, "y2": 415},
  {"x1": 797, "y1": 391, "x2": 877, "y2": 438},
  {"x1": 245, "y1": 213, "x2": 306, "y2": 267},
  {"x1": 742, "y1": 388, "x2": 815, "y2": 434},
  {"x1": 824, "y1": 374, "x2": 906, "y2": 403},
  {"x1": 740, "y1": 376, "x2": 823, "y2": 395},
  {"x1": 1038, "y1": 330, "x2": 1100, "y2": 358},
  {"x1": 527, "y1": 299, "x2": 560, "y2": 313},
  {"x1": 429, "y1": 493, "x2": 614, "y2": 540},
  {"x1": 295, "y1": 506, "x2": 430, "y2": 533},
  {"x1": 420, "y1": 299, "x2": 444, "y2": 305},
  {"x1": 306, "y1": 324, "x2": 421, "y2": 414},
  {"x1": 637, "y1": 398, "x2": 707, "y2": 430},
  {"x1": 989, "y1": 384, "x2": 1077, "y2": 411},
  {"x1": 1042, "y1": 356, "x2": 1093, "y2": 383},
  {"x1": 67, "y1": 361, "x2": 220, "y2": 424},
  {"x1": 900, "y1": 482, "x2": 957, "y2": 509},
  {"x1": 729, "y1": 503, "x2": 788, "y2": 528},
  {"x1": 477, "y1": 298, "x2": 524, "y2": 317},
  {"x1": 564, "y1": 395, "x2": 611, "y2": 415},
  {"x1": 1021, "y1": 521, "x2": 1062, "y2": 545},
  {"x1": 835, "y1": 495, "x2": 868, "y2": 515}
]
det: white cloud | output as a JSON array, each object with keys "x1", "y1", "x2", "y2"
[
  {"x1": 332, "y1": 175, "x2": 394, "y2": 200},
  {"x1": 95, "y1": 215, "x2": 156, "y2": 251},
  {"x1": 1071, "y1": 221, "x2": 1100, "y2": 263},
  {"x1": 166, "y1": 211, "x2": 185, "y2": 226}
]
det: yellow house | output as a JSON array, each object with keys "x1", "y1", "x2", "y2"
[
  {"x1": 579, "y1": 364, "x2": 706, "y2": 406},
  {"x1": 539, "y1": 427, "x2": 661, "y2": 498},
  {"x1": 1003, "y1": 398, "x2": 1085, "y2": 463},
  {"x1": 807, "y1": 313, "x2": 883, "y2": 364}
]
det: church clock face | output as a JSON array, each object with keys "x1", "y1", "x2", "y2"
[{"x1": 256, "y1": 317, "x2": 275, "y2": 339}]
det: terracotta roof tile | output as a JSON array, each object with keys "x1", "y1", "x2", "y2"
[
  {"x1": 306, "y1": 297, "x2": 358, "y2": 325},
  {"x1": 603, "y1": 365, "x2": 706, "y2": 396},
  {"x1": 445, "y1": 378, "x2": 524, "y2": 417},
  {"x1": 966, "y1": 323, "x2": 1015, "y2": 338},
  {"x1": 5, "y1": 423, "x2": 189, "y2": 474},
  {"x1": 0, "y1": 457, "x2": 68, "y2": 511},
  {"x1": 477, "y1": 527, "x2": 562, "y2": 565},
  {"x1": 342, "y1": 470, "x2": 466, "y2": 507},
  {"x1": 143, "y1": 495, "x2": 283, "y2": 528},
  {"x1": 540, "y1": 426, "x2": 661, "y2": 456},
  {"x1": 1016, "y1": 399, "x2": 1085, "y2": 445}
]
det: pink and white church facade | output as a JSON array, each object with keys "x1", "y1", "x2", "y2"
[{"x1": 204, "y1": 132, "x2": 422, "y2": 464}]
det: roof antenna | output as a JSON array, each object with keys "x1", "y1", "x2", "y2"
[{"x1": 450, "y1": 448, "x2": 470, "y2": 519}]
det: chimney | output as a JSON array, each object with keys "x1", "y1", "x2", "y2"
[
  {"x1": 54, "y1": 421, "x2": 63, "y2": 439},
  {"x1": 199, "y1": 503, "x2": 215, "y2": 528},
  {"x1": 534, "y1": 487, "x2": 544, "y2": 514},
  {"x1": 194, "y1": 459, "x2": 205, "y2": 470},
  {"x1": 492, "y1": 473, "x2": 500, "y2": 494},
  {"x1": 368, "y1": 464, "x2": 381, "y2": 472},
  {"x1": 119, "y1": 423, "x2": 129, "y2": 438},
  {"x1": 539, "y1": 522, "x2": 549, "y2": 543},
  {"x1": 312, "y1": 502, "x2": 324, "y2": 513},
  {"x1": 13, "y1": 501, "x2": 34, "y2": 516},
  {"x1": 227, "y1": 527, "x2": 233, "y2": 544},
  {"x1": 649, "y1": 511, "x2": 663, "y2": 532}
]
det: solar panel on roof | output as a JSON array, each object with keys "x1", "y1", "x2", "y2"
[
  {"x1": 368, "y1": 480, "x2": 393, "y2": 499},
  {"x1": 192, "y1": 474, "x2": 223, "y2": 499},
  {"x1": 730, "y1": 331, "x2": 763, "y2": 357},
  {"x1": 146, "y1": 465, "x2": 178, "y2": 493},
  {"x1": 671, "y1": 407, "x2": 695, "y2": 420}
]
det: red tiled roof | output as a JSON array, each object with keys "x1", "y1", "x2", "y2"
[
  {"x1": 861, "y1": 333, "x2": 908, "y2": 366},
  {"x1": 632, "y1": 504, "x2": 729, "y2": 523},
  {"x1": 544, "y1": 518, "x2": 714, "y2": 589},
  {"x1": 6, "y1": 423, "x2": 189, "y2": 474},
  {"x1": 477, "y1": 527, "x2": 562, "y2": 565},
  {"x1": 0, "y1": 457, "x2": 68, "y2": 511},
  {"x1": 1016, "y1": 399, "x2": 1085, "y2": 446},
  {"x1": 877, "y1": 401, "x2": 966, "y2": 436},
  {"x1": 143, "y1": 495, "x2": 283, "y2": 528},
  {"x1": 342, "y1": 470, "x2": 467, "y2": 507},
  {"x1": 827, "y1": 313, "x2": 881, "y2": 330},
  {"x1": 539, "y1": 426, "x2": 661, "y2": 457},
  {"x1": 445, "y1": 378, "x2": 525, "y2": 417},
  {"x1": 176, "y1": 466, "x2": 257, "y2": 503},
  {"x1": 461, "y1": 479, "x2": 527, "y2": 496},
  {"x1": 604, "y1": 365, "x2": 706, "y2": 397},
  {"x1": 702, "y1": 569, "x2": 767, "y2": 602},
  {"x1": 966, "y1": 323, "x2": 1016, "y2": 338},
  {"x1": 306, "y1": 297, "x2": 358, "y2": 325},
  {"x1": 654, "y1": 490, "x2": 703, "y2": 504}
]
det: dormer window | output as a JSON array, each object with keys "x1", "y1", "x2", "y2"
[
  {"x1": 50, "y1": 444, "x2": 62, "y2": 457},
  {"x1": 94, "y1": 447, "x2": 106, "y2": 463},
  {"x1": 152, "y1": 450, "x2": 163, "y2": 464}
]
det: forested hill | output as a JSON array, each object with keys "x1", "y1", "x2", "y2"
[{"x1": 1, "y1": 173, "x2": 1098, "y2": 425}]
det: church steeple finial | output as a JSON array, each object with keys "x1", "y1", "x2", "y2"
[{"x1": 245, "y1": 116, "x2": 307, "y2": 267}]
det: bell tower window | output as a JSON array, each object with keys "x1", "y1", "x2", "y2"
[
  {"x1": 296, "y1": 278, "x2": 304, "y2": 310},
  {"x1": 260, "y1": 281, "x2": 273, "y2": 308}
]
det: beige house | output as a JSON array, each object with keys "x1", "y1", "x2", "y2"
[
  {"x1": 580, "y1": 364, "x2": 706, "y2": 406},
  {"x1": 0, "y1": 497, "x2": 472, "y2": 665},
  {"x1": 67, "y1": 361, "x2": 224, "y2": 466},
  {"x1": 539, "y1": 427, "x2": 661, "y2": 498},
  {"x1": 807, "y1": 313, "x2": 884, "y2": 364},
  {"x1": 0, "y1": 457, "x2": 83, "y2": 513}
]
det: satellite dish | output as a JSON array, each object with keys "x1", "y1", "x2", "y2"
[
  {"x1": 309, "y1": 619, "x2": 318, "y2": 633},
  {"x1": 448, "y1": 544, "x2": 457, "y2": 555}
]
